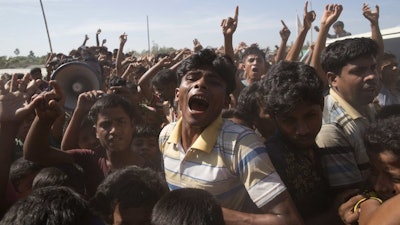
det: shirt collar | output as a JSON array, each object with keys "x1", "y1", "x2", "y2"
[
  {"x1": 330, "y1": 88, "x2": 363, "y2": 119},
  {"x1": 167, "y1": 115, "x2": 223, "y2": 153}
]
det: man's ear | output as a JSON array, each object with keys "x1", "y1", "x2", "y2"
[
  {"x1": 174, "y1": 88, "x2": 180, "y2": 102},
  {"x1": 327, "y1": 71, "x2": 338, "y2": 88}
]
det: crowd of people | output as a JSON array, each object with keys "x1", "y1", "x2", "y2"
[{"x1": 1, "y1": 2, "x2": 400, "y2": 225}]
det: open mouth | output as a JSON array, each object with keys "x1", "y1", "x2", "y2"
[
  {"x1": 251, "y1": 67, "x2": 259, "y2": 73},
  {"x1": 189, "y1": 95, "x2": 209, "y2": 112}
]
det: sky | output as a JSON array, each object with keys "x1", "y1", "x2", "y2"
[{"x1": 0, "y1": 0, "x2": 399, "y2": 57}]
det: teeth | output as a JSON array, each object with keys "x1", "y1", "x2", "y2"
[{"x1": 192, "y1": 95, "x2": 208, "y2": 103}]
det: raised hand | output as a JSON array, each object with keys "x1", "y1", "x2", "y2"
[
  {"x1": 321, "y1": 4, "x2": 343, "y2": 27},
  {"x1": 279, "y1": 20, "x2": 291, "y2": 41},
  {"x1": 85, "y1": 34, "x2": 89, "y2": 41},
  {"x1": 120, "y1": 33, "x2": 128, "y2": 46},
  {"x1": 303, "y1": 1, "x2": 316, "y2": 30},
  {"x1": 96, "y1": 28, "x2": 101, "y2": 35},
  {"x1": 363, "y1": 3, "x2": 379, "y2": 25},
  {"x1": 33, "y1": 80, "x2": 64, "y2": 122},
  {"x1": 221, "y1": 6, "x2": 239, "y2": 36},
  {"x1": 0, "y1": 74, "x2": 41, "y2": 123},
  {"x1": 75, "y1": 90, "x2": 105, "y2": 114},
  {"x1": 193, "y1": 38, "x2": 203, "y2": 53}
]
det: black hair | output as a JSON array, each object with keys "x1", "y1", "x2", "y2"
[
  {"x1": 0, "y1": 186, "x2": 92, "y2": 225},
  {"x1": 29, "y1": 67, "x2": 42, "y2": 75},
  {"x1": 365, "y1": 116, "x2": 400, "y2": 156},
  {"x1": 90, "y1": 165, "x2": 168, "y2": 224},
  {"x1": 261, "y1": 61, "x2": 323, "y2": 116},
  {"x1": 9, "y1": 158, "x2": 42, "y2": 192},
  {"x1": 151, "y1": 68, "x2": 177, "y2": 88},
  {"x1": 242, "y1": 45, "x2": 266, "y2": 62},
  {"x1": 233, "y1": 82, "x2": 263, "y2": 124},
  {"x1": 151, "y1": 188, "x2": 225, "y2": 225},
  {"x1": 177, "y1": 49, "x2": 236, "y2": 94},
  {"x1": 88, "y1": 94, "x2": 139, "y2": 124},
  {"x1": 376, "y1": 104, "x2": 400, "y2": 120},
  {"x1": 333, "y1": 21, "x2": 344, "y2": 28},
  {"x1": 321, "y1": 38, "x2": 379, "y2": 75},
  {"x1": 135, "y1": 125, "x2": 161, "y2": 139},
  {"x1": 32, "y1": 163, "x2": 85, "y2": 196}
]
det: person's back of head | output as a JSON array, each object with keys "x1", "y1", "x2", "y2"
[
  {"x1": 0, "y1": 186, "x2": 93, "y2": 225},
  {"x1": 151, "y1": 69, "x2": 177, "y2": 91},
  {"x1": 90, "y1": 165, "x2": 168, "y2": 224},
  {"x1": 365, "y1": 115, "x2": 400, "y2": 156},
  {"x1": 233, "y1": 82, "x2": 263, "y2": 127},
  {"x1": 29, "y1": 67, "x2": 42, "y2": 80},
  {"x1": 261, "y1": 61, "x2": 324, "y2": 116},
  {"x1": 9, "y1": 158, "x2": 42, "y2": 197},
  {"x1": 32, "y1": 163, "x2": 85, "y2": 196},
  {"x1": 321, "y1": 37, "x2": 378, "y2": 75},
  {"x1": 151, "y1": 188, "x2": 225, "y2": 225},
  {"x1": 177, "y1": 48, "x2": 236, "y2": 95}
]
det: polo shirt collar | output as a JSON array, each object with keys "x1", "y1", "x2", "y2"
[
  {"x1": 167, "y1": 115, "x2": 223, "y2": 153},
  {"x1": 330, "y1": 88, "x2": 363, "y2": 119}
]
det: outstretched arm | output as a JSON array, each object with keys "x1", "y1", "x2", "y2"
[
  {"x1": 96, "y1": 28, "x2": 101, "y2": 47},
  {"x1": 363, "y1": 4, "x2": 383, "y2": 69},
  {"x1": 138, "y1": 57, "x2": 171, "y2": 102},
  {"x1": 221, "y1": 6, "x2": 243, "y2": 99},
  {"x1": 82, "y1": 34, "x2": 89, "y2": 47},
  {"x1": 116, "y1": 33, "x2": 128, "y2": 77},
  {"x1": 286, "y1": 1, "x2": 316, "y2": 61},
  {"x1": 311, "y1": 4, "x2": 343, "y2": 89},
  {"x1": 275, "y1": 20, "x2": 291, "y2": 62},
  {"x1": 221, "y1": 6, "x2": 239, "y2": 63}
]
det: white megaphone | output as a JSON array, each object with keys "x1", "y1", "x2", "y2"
[{"x1": 51, "y1": 61, "x2": 101, "y2": 113}]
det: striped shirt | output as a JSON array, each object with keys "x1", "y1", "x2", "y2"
[
  {"x1": 316, "y1": 89, "x2": 376, "y2": 188},
  {"x1": 159, "y1": 116, "x2": 286, "y2": 212}
]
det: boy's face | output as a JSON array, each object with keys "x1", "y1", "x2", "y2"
[
  {"x1": 176, "y1": 67, "x2": 229, "y2": 129},
  {"x1": 273, "y1": 102, "x2": 322, "y2": 149},
  {"x1": 131, "y1": 136, "x2": 160, "y2": 164},
  {"x1": 78, "y1": 125, "x2": 101, "y2": 150},
  {"x1": 331, "y1": 56, "x2": 378, "y2": 107},
  {"x1": 370, "y1": 150, "x2": 400, "y2": 200},
  {"x1": 243, "y1": 54, "x2": 266, "y2": 82},
  {"x1": 95, "y1": 106, "x2": 135, "y2": 152}
]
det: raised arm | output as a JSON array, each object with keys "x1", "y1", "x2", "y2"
[
  {"x1": 96, "y1": 28, "x2": 101, "y2": 47},
  {"x1": 0, "y1": 74, "x2": 40, "y2": 214},
  {"x1": 275, "y1": 20, "x2": 291, "y2": 62},
  {"x1": 138, "y1": 57, "x2": 171, "y2": 102},
  {"x1": 24, "y1": 81, "x2": 74, "y2": 166},
  {"x1": 221, "y1": 6, "x2": 243, "y2": 99},
  {"x1": 286, "y1": 1, "x2": 316, "y2": 61},
  {"x1": 82, "y1": 34, "x2": 89, "y2": 47},
  {"x1": 363, "y1": 4, "x2": 383, "y2": 68},
  {"x1": 311, "y1": 4, "x2": 343, "y2": 89},
  {"x1": 221, "y1": 6, "x2": 238, "y2": 62},
  {"x1": 116, "y1": 33, "x2": 128, "y2": 77},
  {"x1": 61, "y1": 90, "x2": 104, "y2": 150}
]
